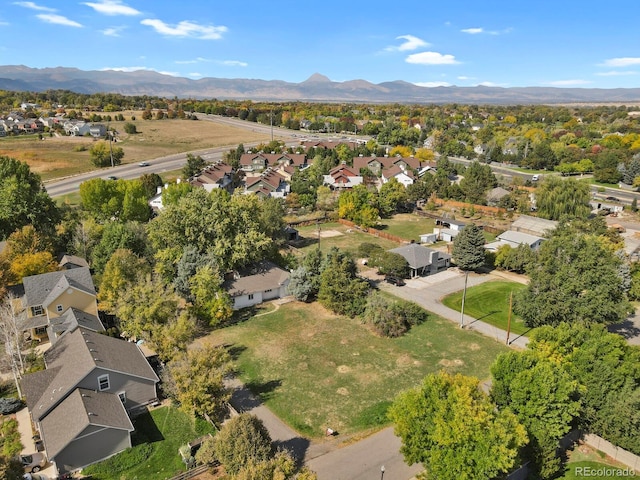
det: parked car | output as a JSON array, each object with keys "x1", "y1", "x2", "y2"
[
  {"x1": 531, "y1": 174, "x2": 540, "y2": 181},
  {"x1": 385, "y1": 275, "x2": 406, "y2": 286},
  {"x1": 20, "y1": 452, "x2": 46, "y2": 473},
  {"x1": 605, "y1": 196, "x2": 620, "y2": 202}
]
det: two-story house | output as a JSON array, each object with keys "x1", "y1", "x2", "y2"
[
  {"x1": 19, "y1": 267, "x2": 102, "y2": 344},
  {"x1": 244, "y1": 169, "x2": 289, "y2": 198},
  {"x1": 21, "y1": 327, "x2": 159, "y2": 475}
]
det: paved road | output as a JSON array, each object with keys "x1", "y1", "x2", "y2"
[{"x1": 377, "y1": 268, "x2": 531, "y2": 348}]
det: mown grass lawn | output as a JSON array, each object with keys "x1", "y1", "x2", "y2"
[
  {"x1": 374, "y1": 213, "x2": 436, "y2": 243},
  {"x1": 559, "y1": 447, "x2": 634, "y2": 480},
  {"x1": 201, "y1": 301, "x2": 508, "y2": 438},
  {"x1": 82, "y1": 406, "x2": 215, "y2": 480},
  {"x1": 442, "y1": 280, "x2": 530, "y2": 336}
]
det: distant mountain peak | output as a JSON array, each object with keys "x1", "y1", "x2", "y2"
[{"x1": 303, "y1": 73, "x2": 331, "y2": 83}]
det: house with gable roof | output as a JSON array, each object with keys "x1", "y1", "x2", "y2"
[
  {"x1": 189, "y1": 161, "x2": 235, "y2": 193},
  {"x1": 19, "y1": 266, "x2": 102, "y2": 343},
  {"x1": 323, "y1": 164, "x2": 363, "y2": 189},
  {"x1": 21, "y1": 327, "x2": 159, "y2": 475},
  {"x1": 244, "y1": 169, "x2": 289, "y2": 198},
  {"x1": 381, "y1": 165, "x2": 416, "y2": 187},
  {"x1": 388, "y1": 243, "x2": 451, "y2": 278},
  {"x1": 225, "y1": 260, "x2": 290, "y2": 309}
]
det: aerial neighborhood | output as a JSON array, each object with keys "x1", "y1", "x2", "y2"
[{"x1": 1, "y1": 91, "x2": 640, "y2": 480}]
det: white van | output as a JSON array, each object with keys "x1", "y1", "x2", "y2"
[{"x1": 532, "y1": 174, "x2": 540, "y2": 181}]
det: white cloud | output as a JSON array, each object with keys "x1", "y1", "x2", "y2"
[
  {"x1": 596, "y1": 70, "x2": 638, "y2": 77},
  {"x1": 0, "y1": 20, "x2": 9, "y2": 26},
  {"x1": 82, "y1": 0, "x2": 140, "y2": 16},
  {"x1": 406, "y1": 51, "x2": 459, "y2": 65},
  {"x1": 175, "y1": 57, "x2": 211, "y2": 64},
  {"x1": 601, "y1": 57, "x2": 640, "y2": 68},
  {"x1": 101, "y1": 26, "x2": 125, "y2": 36},
  {"x1": 457, "y1": 76, "x2": 475, "y2": 81},
  {"x1": 188, "y1": 72, "x2": 203, "y2": 78},
  {"x1": 36, "y1": 14, "x2": 83, "y2": 27},
  {"x1": 13, "y1": 1, "x2": 55, "y2": 11},
  {"x1": 461, "y1": 27, "x2": 511, "y2": 35},
  {"x1": 415, "y1": 81, "x2": 451, "y2": 87},
  {"x1": 141, "y1": 19, "x2": 227, "y2": 40},
  {"x1": 221, "y1": 60, "x2": 248, "y2": 67},
  {"x1": 546, "y1": 79, "x2": 591, "y2": 86},
  {"x1": 386, "y1": 35, "x2": 429, "y2": 52}
]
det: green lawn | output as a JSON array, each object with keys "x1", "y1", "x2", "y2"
[
  {"x1": 82, "y1": 406, "x2": 215, "y2": 480},
  {"x1": 442, "y1": 280, "x2": 531, "y2": 336},
  {"x1": 296, "y1": 222, "x2": 400, "y2": 256},
  {"x1": 203, "y1": 301, "x2": 508, "y2": 438},
  {"x1": 560, "y1": 461, "x2": 634, "y2": 479},
  {"x1": 374, "y1": 213, "x2": 436, "y2": 243}
]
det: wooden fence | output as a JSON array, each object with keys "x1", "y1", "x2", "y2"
[{"x1": 337, "y1": 218, "x2": 407, "y2": 244}]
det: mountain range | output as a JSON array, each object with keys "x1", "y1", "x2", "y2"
[{"x1": 2, "y1": 65, "x2": 640, "y2": 105}]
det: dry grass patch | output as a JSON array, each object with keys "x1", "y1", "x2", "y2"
[
  {"x1": 203, "y1": 300, "x2": 508, "y2": 437},
  {"x1": 0, "y1": 114, "x2": 270, "y2": 181}
]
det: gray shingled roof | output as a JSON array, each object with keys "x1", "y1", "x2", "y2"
[
  {"x1": 41, "y1": 388, "x2": 134, "y2": 459},
  {"x1": 58, "y1": 254, "x2": 90, "y2": 269},
  {"x1": 22, "y1": 327, "x2": 158, "y2": 422},
  {"x1": 50, "y1": 308, "x2": 105, "y2": 334},
  {"x1": 510, "y1": 215, "x2": 558, "y2": 237},
  {"x1": 225, "y1": 261, "x2": 289, "y2": 296},
  {"x1": 22, "y1": 267, "x2": 96, "y2": 308},
  {"x1": 389, "y1": 244, "x2": 439, "y2": 269}
]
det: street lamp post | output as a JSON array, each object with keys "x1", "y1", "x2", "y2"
[{"x1": 380, "y1": 465, "x2": 385, "y2": 480}]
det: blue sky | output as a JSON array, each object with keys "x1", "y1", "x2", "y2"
[{"x1": 1, "y1": 0, "x2": 639, "y2": 89}]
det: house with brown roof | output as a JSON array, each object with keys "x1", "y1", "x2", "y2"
[
  {"x1": 19, "y1": 267, "x2": 102, "y2": 343},
  {"x1": 189, "y1": 161, "x2": 235, "y2": 192},
  {"x1": 225, "y1": 260, "x2": 290, "y2": 309},
  {"x1": 21, "y1": 327, "x2": 159, "y2": 475},
  {"x1": 244, "y1": 169, "x2": 289, "y2": 198},
  {"x1": 239, "y1": 152, "x2": 307, "y2": 172},
  {"x1": 381, "y1": 165, "x2": 416, "y2": 187},
  {"x1": 323, "y1": 164, "x2": 363, "y2": 189},
  {"x1": 353, "y1": 155, "x2": 384, "y2": 175}
]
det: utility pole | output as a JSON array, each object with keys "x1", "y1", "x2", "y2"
[
  {"x1": 270, "y1": 110, "x2": 274, "y2": 142},
  {"x1": 108, "y1": 123, "x2": 114, "y2": 168},
  {"x1": 506, "y1": 291, "x2": 513, "y2": 345}
]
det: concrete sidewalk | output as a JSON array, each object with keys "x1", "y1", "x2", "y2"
[{"x1": 16, "y1": 407, "x2": 58, "y2": 478}]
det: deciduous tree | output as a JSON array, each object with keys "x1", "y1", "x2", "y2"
[
  {"x1": 89, "y1": 140, "x2": 124, "y2": 167},
  {"x1": 162, "y1": 345, "x2": 232, "y2": 418},
  {"x1": 389, "y1": 371, "x2": 527, "y2": 480}
]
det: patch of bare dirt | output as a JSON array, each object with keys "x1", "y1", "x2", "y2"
[{"x1": 438, "y1": 358, "x2": 465, "y2": 367}]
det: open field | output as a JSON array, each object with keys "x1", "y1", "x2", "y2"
[
  {"x1": 82, "y1": 405, "x2": 215, "y2": 480},
  {"x1": 295, "y1": 222, "x2": 401, "y2": 256},
  {"x1": 374, "y1": 213, "x2": 437, "y2": 243},
  {"x1": 0, "y1": 113, "x2": 270, "y2": 181},
  {"x1": 201, "y1": 301, "x2": 508, "y2": 438},
  {"x1": 442, "y1": 280, "x2": 530, "y2": 336}
]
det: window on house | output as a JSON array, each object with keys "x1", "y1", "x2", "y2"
[
  {"x1": 248, "y1": 294, "x2": 254, "y2": 300},
  {"x1": 31, "y1": 305, "x2": 44, "y2": 316},
  {"x1": 118, "y1": 392, "x2": 126, "y2": 404},
  {"x1": 56, "y1": 304, "x2": 63, "y2": 313},
  {"x1": 98, "y1": 374, "x2": 110, "y2": 391},
  {"x1": 265, "y1": 289, "x2": 272, "y2": 293},
  {"x1": 35, "y1": 327, "x2": 47, "y2": 336}
]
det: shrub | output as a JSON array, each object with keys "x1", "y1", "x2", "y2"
[
  {"x1": 363, "y1": 293, "x2": 428, "y2": 337},
  {"x1": 0, "y1": 398, "x2": 22, "y2": 415}
]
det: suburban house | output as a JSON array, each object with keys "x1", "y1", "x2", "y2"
[
  {"x1": 189, "y1": 161, "x2": 235, "y2": 192},
  {"x1": 484, "y1": 230, "x2": 545, "y2": 252},
  {"x1": 18, "y1": 267, "x2": 102, "y2": 343},
  {"x1": 239, "y1": 152, "x2": 307, "y2": 172},
  {"x1": 486, "y1": 186, "x2": 511, "y2": 206},
  {"x1": 244, "y1": 169, "x2": 289, "y2": 198},
  {"x1": 353, "y1": 155, "x2": 385, "y2": 175},
  {"x1": 389, "y1": 244, "x2": 451, "y2": 278},
  {"x1": 21, "y1": 327, "x2": 159, "y2": 475},
  {"x1": 225, "y1": 260, "x2": 290, "y2": 310},
  {"x1": 510, "y1": 214, "x2": 558, "y2": 237},
  {"x1": 381, "y1": 165, "x2": 416, "y2": 187},
  {"x1": 323, "y1": 164, "x2": 363, "y2": 189},
  {"x1": 58, "y1": 254, "x2": 90, "y2": 270}
]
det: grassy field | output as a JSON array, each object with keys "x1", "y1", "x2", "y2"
[
  {"x1": 201, "y1": 301, "x2": 508, "y2": 438},
  {"x1": 442, "y1": 280, "x2": 530, "y2": 336},
  {"x1": 374, "y1": 213, "x2": 437, "y2": 243},
  {"x1": 0, "y1": 113, "x2": 270, "y2": 181},
  {"x1": 82, "y1": 406, "x2": 215, "y2": 480},
  {"x1": 295, "y1": 222, "x2": 401, "y2": 256}
]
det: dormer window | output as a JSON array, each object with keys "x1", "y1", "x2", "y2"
[
  {"x1": 56, "y1": 304, "x2": 63, "y2": 313},
  {"x1": 31, "y1": 305, "x2": 44, "y2": 316},
  {"x1": 98, "y1": 374, "x2": 110, "y2": 391}
]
